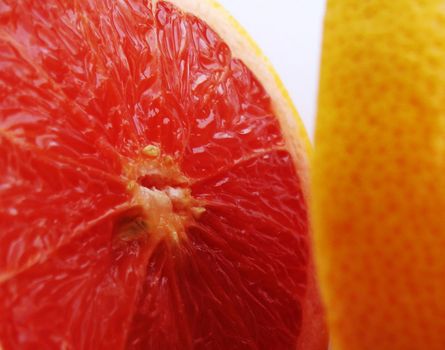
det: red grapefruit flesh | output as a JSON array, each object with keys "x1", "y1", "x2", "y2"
[{"x1": 0, "y1": 1, "x2": 326, "y2": 349}]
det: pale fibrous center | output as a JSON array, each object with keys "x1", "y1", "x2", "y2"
[{"x1": 118, "y1": 145, "x2": 205, "y2": 244}]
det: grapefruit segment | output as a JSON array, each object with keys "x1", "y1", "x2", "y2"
[
  {"x1": 0, "y1": 0, "x2": 155, "y2": 163},
  {"x1": 0, "y1": 222, "x2": 157, "y2": 350},
  {"x1": 0, "y1": 134, "x2": 127, "y2": 280},
  {"x1": 151, "y1": 1, "x2": 284, "y2": 177},
  {"x1": 0, "y1": 0, "x2": 326, "y2": 349}
]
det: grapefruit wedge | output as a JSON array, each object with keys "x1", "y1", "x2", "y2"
[{"x1": 0, "y1": 0, "x2": 326, "y2": 349}]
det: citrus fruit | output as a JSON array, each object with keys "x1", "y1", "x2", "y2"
[
  {"x1": 312, "y1": 1, "x2": 445, "y2": 349},
  {"x1": 0, "y1": 0, "x2": 327, "y2": 349}
]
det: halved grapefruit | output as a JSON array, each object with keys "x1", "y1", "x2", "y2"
[{"x1": 0, "y1": 0, "x2": 326, "y2": 349}]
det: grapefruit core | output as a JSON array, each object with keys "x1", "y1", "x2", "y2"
[{"x1": 0, "y1": 0, "x2": 326, "y2": 349}]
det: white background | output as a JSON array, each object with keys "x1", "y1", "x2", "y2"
[{"x1": 217, "y1": 0, "x2": 326, "y2": 138}]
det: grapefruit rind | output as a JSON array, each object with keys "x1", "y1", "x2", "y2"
[{"x1": 313, "y1": 1, "x2": 445, "y2": 349}]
